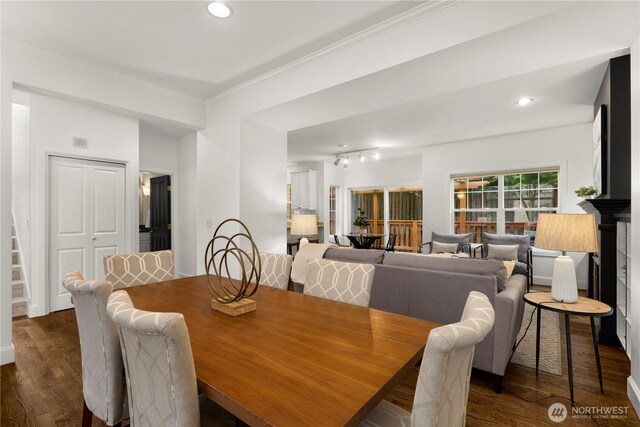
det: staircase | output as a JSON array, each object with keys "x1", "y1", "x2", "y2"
[{"x1": 11, "y1": 223, "x2": 27, "y2": 317}]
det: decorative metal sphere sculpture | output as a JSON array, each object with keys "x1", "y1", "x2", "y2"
[{"x1": 204, "y1": 219, "x2": 261, "y2": 312}]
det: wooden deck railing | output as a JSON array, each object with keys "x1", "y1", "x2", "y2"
[
  {"x1": 366, "y1": 220, "x2": 423, "y2": 253},
  {"x1": 455, "y1": 221, "x2": 535, "y2": 242}
]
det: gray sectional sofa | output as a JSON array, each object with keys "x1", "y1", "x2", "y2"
[{"x1": 322, "y1": 247, "x2": 526, "y2": 391}]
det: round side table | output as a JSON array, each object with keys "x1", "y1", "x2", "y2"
[{"x1": 523, "y1": 292, "x2": 613, "y2": 407}]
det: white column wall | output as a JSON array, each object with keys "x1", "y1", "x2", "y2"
[
  {"x1": 628, "y1": 33, "x2": 640, "y2": 418},
  {"x1": 422, "y1": 123, "x2": 593, "y2": 289},
  {"x1": 178, "y1": 133, "x2": 198, "y2": 277}
]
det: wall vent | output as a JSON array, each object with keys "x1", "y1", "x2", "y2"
[{"x1": 73, "y1": 137, "x2": 88, "y2": 149}]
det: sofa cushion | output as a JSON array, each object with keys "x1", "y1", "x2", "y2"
[
  {"x1": 513, "y1": 261, "x2": 528, "y2": 276},
  {"x1": 482, "y1": 233, "x2": 531, "y2": 263},
  {"x1": 323, "y1": 247, "x2": 385, "y2": 264},
  {"x1": 383, "y1": 252, "x2": 507, "y2": 292},
  {"x1": 431, "y1": 232, "x2": 471, "y2": 253}
]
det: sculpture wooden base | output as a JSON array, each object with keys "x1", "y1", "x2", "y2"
[{"x1": 210, "y1": 298, "x2": 256, "y2": 316}]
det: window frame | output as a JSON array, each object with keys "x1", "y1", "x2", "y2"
[{"x1": 451, "y1": 169, "x2": 559, "y2": 236}]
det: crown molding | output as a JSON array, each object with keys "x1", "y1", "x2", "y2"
[
  {"x1": 206, "y1": 0, "x2": 461, "y2": 106},
  {"x1": 2, "y1": 37, "x2": 206, "y2": 107}
]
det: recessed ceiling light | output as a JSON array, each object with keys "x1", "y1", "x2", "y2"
[
  {"x1": 207, "y1": 2, "x2": 232, "y2": 18},
  {"x1": 338, "y1": 144, "x2": 348, "y2": 148},
  {"x1": 516, "y1": 97, "x2": 534, "y2": 106}
]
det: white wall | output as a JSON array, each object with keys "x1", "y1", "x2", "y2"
[
  {"x1": 139, "y1": 131, "x2": 179, "y2": 172},
  {"x1": 26, "y1": 94, "x2": 139, "y2": 317},
  {"x1": 240, "y1": 119, "x2": 287, "y2": 254},
  {"x1": 422, "y1": 124, "x2": 593, "y2": 288},
  {"x1": 178, "y1": 133, "x2": 198, "y2": 277},
  {"x1": 11, "y1": 100, "x2": 31, "y2": 296},
  {"x1": 628, "y1": 33, "x2": 640, "y2": 418},
  {"x1": 344, "y1": 155, "x2": 422, "y2": 189}
]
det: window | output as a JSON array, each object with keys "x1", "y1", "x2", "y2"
[
  {"x1": 350, "y1": 187, "x2": 422, "y2": 252},
  {"x1": 329, "y1": 186, "x2": 338, "y2": 235},
  {"x1": 453, "y1": 170, "x2": 558, "y2": 242}
]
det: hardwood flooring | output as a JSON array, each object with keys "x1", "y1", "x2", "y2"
[{"x1": 2, "y1": 288, "x2": 639, "y2": 426}]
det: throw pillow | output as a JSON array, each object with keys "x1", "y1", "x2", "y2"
[
  {"x1": 487, "y1": 244, "x2": 519, "y2": 260},
  {"x1": 431, "y1": 241, "x2": 459, "y2": 254},
  {"x1": 503, "y1": 260, "x2": 516, "y2": 280},
  {"x1": 431, "y1": 232, "x2": 471, "y2": 253}
]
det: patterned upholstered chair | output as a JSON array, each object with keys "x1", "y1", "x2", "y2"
[
  {"x1": 304, "y1": 258, "x2": 375, "y2": 307},
  {"x1": 243, "y1": 252, "x2": 293, "y2": 290},
  {"x1": 361, "y1": 291, "x2": 495, "y2": 427},
  {"x1": 62, "y1": 271, "x2": 126, "y2": 427},
  {"x1": 103, "y1": 250, "x2": 174, "y2": 288},
  {"x1": 106, "y1": 291, "x2": 233, "y2": 427}
]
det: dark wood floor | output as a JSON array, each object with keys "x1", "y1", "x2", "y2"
[{"x1": 2, "y1": 288, "x2": 639, "y2": 426}]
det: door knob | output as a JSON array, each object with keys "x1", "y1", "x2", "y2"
[{"x1": 92, "y1": 237, "x2": 97, "y2": 241}]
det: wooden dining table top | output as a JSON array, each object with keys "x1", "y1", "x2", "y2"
[{"x1": 124, "y1": 275, "x2": 438, "y2": 427}]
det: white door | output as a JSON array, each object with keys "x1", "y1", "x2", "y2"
[{"x1": 49, "y1": 156, "x2": 126, "y2": 312}]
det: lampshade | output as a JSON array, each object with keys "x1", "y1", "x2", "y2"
[
  {"x1": 291, "y1": 214, "x2": 318, "y2": 236},
  {"x1": 535, "y1": 213, "x2": 598, "y2": 253}
]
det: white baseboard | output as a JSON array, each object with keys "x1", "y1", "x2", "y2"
[
  {"x1": 628, "y1": 377, "x2": 640, "y2": 419},
  {"x1": 0, "y1": 344, "x2": 15, "y2": 365},
  {"x1": 28, "y1": 302, "x2": 47, "y2": 318}
]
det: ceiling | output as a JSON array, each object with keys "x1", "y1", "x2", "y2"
[
  {"x1": 2, "y1": 1, "x2": 638, "y2": 156},
  {"x1": 1, "y1": 1, "x2": 419, "y2": 99},
  {"x1": 270, "y1": 1, "x2": 638, "y2": 162}
]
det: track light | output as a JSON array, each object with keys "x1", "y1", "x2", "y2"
[
  {"x1": 333, "y1": 157, "x2": 340, "y2": 166},
  {"x1": 358, "y1": 153, "x2": 365, "y2": 162},
  {"x1": 332, "y1": 148, "x2": 379, "y2": 166},
  {"x1": 371, "y1": 152, "x2": 380, "y2": 160}
]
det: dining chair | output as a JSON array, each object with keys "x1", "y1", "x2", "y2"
[
  {"x1": 361, "y1": 291, "x2": 495, "y2": 427},
  {"x1": 106, "y1": 290, "x2": 234, "y2": 427},
  {"x1": 61, "y1": 271, "x2": 126, "y2": 427},
  {"x1": 103, "y1": 250, "x2": 174, "y2": 288},
  {"x1": 243, "y1": 252, "x2": 293, "y2": 290},
  {"x1": 304, "y1": 258, "x2": 375, "y2": 307},
  {"x1": 385, "y1": 234, "x2": 397, "y2": 252}
]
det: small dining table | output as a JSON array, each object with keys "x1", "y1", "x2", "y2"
[
  {"x1": 125, "y1": 275, "x2": 437, "y2": 426},
  {"x1": 344, "y1": 233, "x2": 385, "y2": 249}
]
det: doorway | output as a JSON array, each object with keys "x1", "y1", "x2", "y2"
[
  {"x1": 49, "y1": 156, "x2": 126, "y2": 312},
  {"x1": 139, "y1": 172, "x2": 172, "y2": 252}
]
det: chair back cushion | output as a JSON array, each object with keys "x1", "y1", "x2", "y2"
[
  {"x1": 482, "y1": 233, "x2": 531, "y2": 263},
  {"x1": 107, "y1": 291, "x2": 199, "y2": 427},
  {"x1": 304, "y1": 259, "x2": 375, "y2": 307},
  {"x1": 244, "y1": 252, "x2": 293, "y2": 290},
  {"x1": 412, "y1": 291, "x2": 495, "y2": 427},
  {"x1": 104, "y1": 250, "x2": 174, "y2": 288},
  {"x1": 430, "y1": 232, "x2": 471, "y2": 254},
  {"x1": 62, "y1": 271, "x2": 125, "y2": 425}
]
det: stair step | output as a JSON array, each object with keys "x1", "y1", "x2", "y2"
[
  {"x1": 12, "y1": 264, "x2": 22, "y2": 281},
  {"x1": 12, "y1": 249, "x2": 19, "y2": 264},
  {"x1": 12, "y1": 296, "x2": 27, "y2": 318},
  {"x1": 12, "y1": 280, "x2": 24, "y2": 298},
  {"x1": 12, "y1": 236, "x2": 17, "y2": 250}
]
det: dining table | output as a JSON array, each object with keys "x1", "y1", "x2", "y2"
[
  {"x1": 124, "y1": 275, "x2": 437, "y2": 427},
  {"x1": 344, "y1": 233, "x2": 385, "y2": 249}
]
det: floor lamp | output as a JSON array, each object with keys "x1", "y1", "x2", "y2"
[
  {"x1": 291, "y1": 214, "x2": 318, "y2": 247},
  {"x1": 535, "y1": 213, "x2": 598, "y2": 303}
]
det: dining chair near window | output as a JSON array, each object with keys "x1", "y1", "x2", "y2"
[
  {"x1": 106, "y1": 291, "x2": 234, "y2": 427},
  {"x1": 304, "y1": 258, "x2": 374, "y2": 307},
  {"x1": 385, "y1": 234, "x2": 397, "y2": 252},
  {"x1": 333, "y1": 234, "x2": 351, "y2": 247},
  {"x1": 62, "y1": 271, "x2": 126, "y2": 427},
  {"x1": 103, "y1": 250, "x2": 174, "y2": 288},
  {"x1": 243, "y1": 252, "x2": 293, "y2": 290},
  {"x1": 361, "y1": 291, "x2": 495, "y2": 427}
]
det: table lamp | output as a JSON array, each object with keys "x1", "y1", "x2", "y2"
[
  {"x1": 291, "y1": 214, "x2": 318, "y2": 247},
  {"x1": 534, "y1": 213, "x2": 598, "y2": 303}
]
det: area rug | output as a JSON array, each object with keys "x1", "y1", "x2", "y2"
[{"x1": 511, "y1": 303, "x2": 562, "y2": 375}]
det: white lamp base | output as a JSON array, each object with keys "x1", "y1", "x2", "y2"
[
  {"x1": 551, "y1": 255, "x2": 578, "y2": 303},
  {"x1": 299, "y1": 237, "x2": 309, "y2": 247}
]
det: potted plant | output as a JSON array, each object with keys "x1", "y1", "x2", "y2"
[
  {"x1": 575, "y1": 186, "x2": 597, "y2": 198},
  {"x1": 353, "y1": 208, "x2": 369, "y2": 234}
]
